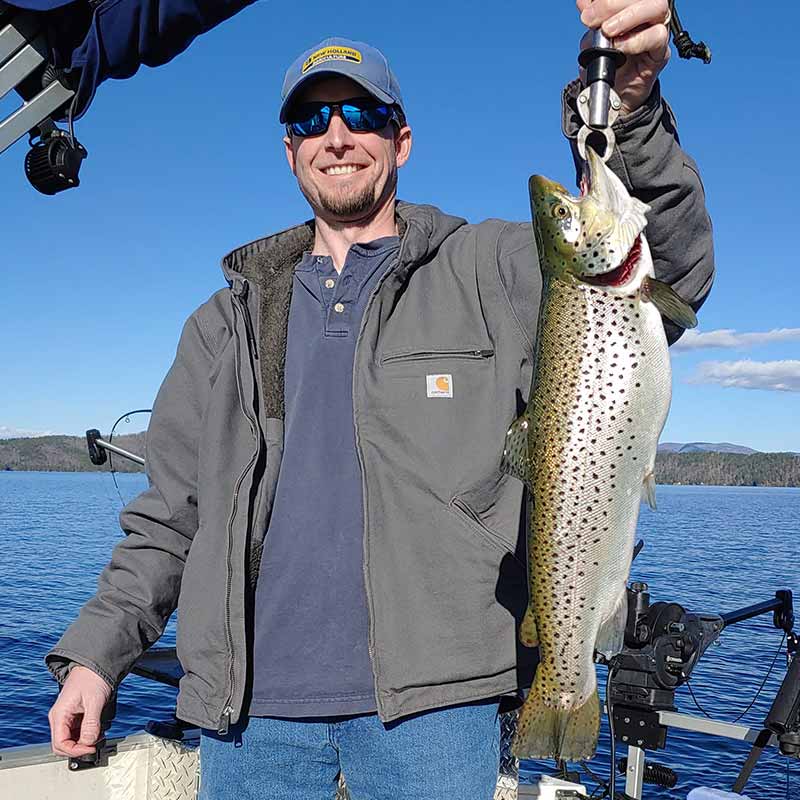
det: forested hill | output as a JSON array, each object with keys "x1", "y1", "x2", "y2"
[
  {"x1": 1, "y1": 435, "x2": 798, "y2": 486},
  {"x1": 654, "y1": 451, "x2": 800, "y2": 488},
  {"x1": 0, "y1": 434, "x2": 146, "y2": 473}
]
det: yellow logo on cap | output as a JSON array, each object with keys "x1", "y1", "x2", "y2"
[{"x1": 302, "y1": 46, "x2": 362, "y2": 74}]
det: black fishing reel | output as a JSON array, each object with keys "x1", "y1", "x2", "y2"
[
  {"x1": 25, "y1": 125, "x2": 87, "y2": 195},
  {"x1": 610, "y1": 583, "x2": 724, "y2": 711}
]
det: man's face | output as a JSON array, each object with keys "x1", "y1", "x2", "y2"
[{"x1": 283, "y1": 76, "x2": 412, "y2": 223}]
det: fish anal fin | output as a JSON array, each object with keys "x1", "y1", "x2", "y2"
[
  {"x1": 519, "y1": 603, "x2": 539, "y2": 648},
  {"x1": 642, "y1": 471, "x2": 657, "y2": 510},
  {"x1": 500, "y1": 411, "x2": 533, "y2": 491},
  {"x1": 595, "y1": 589, "x2": 628, "y2": 660},
  {"x1": 642, "y1": 277, "x2": 698, "y2": 329}
]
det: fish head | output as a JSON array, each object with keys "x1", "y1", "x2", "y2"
[{"x1": 529, "y1": 147, "x2": 652, "y2": 287}]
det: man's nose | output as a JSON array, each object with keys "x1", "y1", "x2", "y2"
[{"x1": 324, "y1": 110, "x2": 354, "y2": 150}]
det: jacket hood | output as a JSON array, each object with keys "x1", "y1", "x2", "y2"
[{"x1": 220, "y1": 202, "x2": 467, "y2": 285}]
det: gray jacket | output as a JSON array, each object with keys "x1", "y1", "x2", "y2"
[{"x1": 46, "y1": 82, "x2": 714, "y2": 732}]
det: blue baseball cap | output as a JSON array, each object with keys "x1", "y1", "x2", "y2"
[{"x1": 280, "y1": 37, "x2": 405, "y2": 123}]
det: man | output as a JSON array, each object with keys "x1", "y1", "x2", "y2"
[{"x1": 47, "y1": 3, "x2": 714, "y2": 797}]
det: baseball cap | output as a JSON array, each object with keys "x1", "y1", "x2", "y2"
[{"x1": 280, "y1": 37, "x2": 405, "y2": 123}]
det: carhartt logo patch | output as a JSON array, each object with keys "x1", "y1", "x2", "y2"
[
  {"x1": 302, "y1": 46, "x2": 362, "y2": 74},
  {"x1": 426, "y1": 374, "x2": 453, "y2": 398}
]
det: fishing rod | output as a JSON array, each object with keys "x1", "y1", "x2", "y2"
[{"x1": 87, "y1": 409, "x2": 150, "y2": 505}]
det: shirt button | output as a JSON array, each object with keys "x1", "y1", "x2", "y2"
[
  {"x1": 334, "y1": 302, "x2": 345, "y2": 313},
  {"x1": 324, "y1": 278, "x2": 335, "y2": 289}
]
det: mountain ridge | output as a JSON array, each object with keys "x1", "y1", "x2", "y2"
[{"x1": 658, "y1": 441, "x2": 759, "y2": 455}]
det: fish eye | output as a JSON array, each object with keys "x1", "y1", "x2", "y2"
[{"x1": 552, "y1": 204, "x2": 570, "y2": 220}]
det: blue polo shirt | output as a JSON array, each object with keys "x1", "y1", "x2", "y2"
[{"x1": 250, "y1": 236, "x2": 400, "y2": 718}]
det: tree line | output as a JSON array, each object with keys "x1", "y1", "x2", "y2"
[
  {"x1": 0, "y1": 434, "x2": 146, "y2": 473},
  {"x1": 655, "y1": 451, "x2": 800, "y2": 487}
]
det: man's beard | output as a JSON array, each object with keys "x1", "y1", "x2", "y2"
[{"x1": 316, "y1": 177, "x2": 383, "y2": 219}]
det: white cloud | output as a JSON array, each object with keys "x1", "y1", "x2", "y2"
[
  {"x1": 0, "y1": 426, "x2": 54, "y2": 439},
  {"x1": 689, "y1": 360, "x2": 800, "y2": 393},
  {"x1": 673, "y1": 328, "x2": 800, "y2": 351}
]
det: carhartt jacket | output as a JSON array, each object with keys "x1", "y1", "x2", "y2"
[{"x1": 46, "y1": 82, "x2": 714, "y2": 732}]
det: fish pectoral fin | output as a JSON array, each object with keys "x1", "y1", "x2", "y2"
[
  {"x1": 519, "y1": 603, "x2": 539, "y2": 648},
  {"x1": 595, "y1": 590, "x2": 628, "y2": 660},
  {"x1": 642, "y1": 471, "x2": 657, "y2": 510},
  {"x1": 500, "y1": 412, "x2": 533, "y2": 491},
  {"x1": 641, "y1": 277, "x2": 699, "y2": 329}
]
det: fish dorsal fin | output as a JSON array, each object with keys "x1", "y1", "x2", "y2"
[
  {"x1": 500, "y1": 411, "x2": 533, "y2": 492},
  {"x1": 642, "y1": 277, "x2": 699, "y2": 329}
]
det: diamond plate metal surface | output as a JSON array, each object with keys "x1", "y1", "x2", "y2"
[
  {"x1": 147, "y1": 736, "x2": 200, "y2": 800},
  {"x1": 335, "y1": 712, "x2": 519, "y2": 800},
  {"x1": 102, "y1": 747, "x2": 141, "y2": 800}
]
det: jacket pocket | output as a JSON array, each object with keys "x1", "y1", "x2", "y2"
[
  {"x1": 380, "y1": 347, "x2": 494, "y2": 366},
  {"x1": 447, "y1": 470, "x2": 526, "y2": 570}
]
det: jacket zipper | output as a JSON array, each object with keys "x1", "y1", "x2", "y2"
[
  {"x1": 380, "y1": 348, "x2": 494, "y2": 365},
  {"x1": 237, "y1": 280, "x2": 259, "y2": 360},
  {"x1": 352, "y1": 250, "x2": 414, "y2": 720},
  {"x1": 218, "y1": 279, "x2": 262, "y2": 735}
]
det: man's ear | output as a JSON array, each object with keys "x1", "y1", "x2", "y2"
[
  {"x1": 395, "y1": 125, "x2": 412, "y2": 169},
  {"x1": 284, "y1": 134, "x2": 297, "y2": 175}
]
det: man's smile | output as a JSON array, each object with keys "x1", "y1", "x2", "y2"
[{"x1": 320, "y1": 164, "x2": 368, "y2": 176}]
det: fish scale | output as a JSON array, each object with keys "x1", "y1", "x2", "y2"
[{"x1": 504, "y1": 147, "x2": 696, "y2": 762}]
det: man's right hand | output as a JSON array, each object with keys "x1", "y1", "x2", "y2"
[{"x1": 48, "y1": 665, "x2": 113, "y2": 757}]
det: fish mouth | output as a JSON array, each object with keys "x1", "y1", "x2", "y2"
[
  {"x1": 581, "y1": 235, "x2": 642, "y2": 287},
  {"x1": 579, "y1": 163, "x2": 591, "y2": 198},
  {"x1": 576, "y1": 148, "x2": 643, "y2": 287},
  {"x1": 579, "y1": 146, "x2": 600, "y2": 199}
]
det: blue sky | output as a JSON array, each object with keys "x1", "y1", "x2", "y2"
[{"x1": 0, "y1": 1, "x2": 798, "y2": 451}]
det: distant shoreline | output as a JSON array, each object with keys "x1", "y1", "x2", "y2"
[
  {"x1": 1, "y1": 435, "x2": 798, "y2": 487},
  {"x1": 2, "y1": 470, "x2": 798, "y2": 491},
  {"x1": 0, "y1": 433, "x2": 145, "y2": 474}
]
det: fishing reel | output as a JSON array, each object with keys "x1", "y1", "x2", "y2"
[
  {"x1": 609, "y1": 583, "x2": 724, "y2": 713},
  {"x1": 25, "y1": 121, "x2": 87, "y2": 195}
]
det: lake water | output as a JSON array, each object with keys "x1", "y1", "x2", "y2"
[{"x1": 0, "y1": 472, "x2": 797, "y2": 798}]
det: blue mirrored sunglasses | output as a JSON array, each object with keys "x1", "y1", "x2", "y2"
[{"x1": 287, "y1": 98, "x2": 399, "y2": 137}]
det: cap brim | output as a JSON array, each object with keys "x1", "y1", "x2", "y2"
[{"x1": 280, "y1": 71, "x2": 396, "y2": 123}]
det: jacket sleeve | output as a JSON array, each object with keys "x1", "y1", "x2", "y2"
[
  {"x1": 497, "y1": 79, "x2": 715, "y2": 348},
  {"x1": 44, "y1": 311, "x2": 217, "y2": 689}
]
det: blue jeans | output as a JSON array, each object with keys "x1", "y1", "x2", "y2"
[{"x1": 199, "y1": 700, "x2": 501, "y2": 800}]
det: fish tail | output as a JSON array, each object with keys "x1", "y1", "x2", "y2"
[{"x1": 512, "y1": 681, "x2": 601, "y2": 762}]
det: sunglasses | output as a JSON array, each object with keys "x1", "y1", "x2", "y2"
[{"x1": 287, "y1": 98, "x2": 400, "y2": 137}]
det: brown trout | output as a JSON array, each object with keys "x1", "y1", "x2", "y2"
[{"x1": 504, "y1": 147, "x2": 697, "y2": 761}]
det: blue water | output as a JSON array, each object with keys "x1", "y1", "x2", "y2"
[{"x1": 0, "y1": 473, "x2": 797, "y2": 799}]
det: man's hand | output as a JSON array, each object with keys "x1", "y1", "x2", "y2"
[
  {"x1": 48, "y1": 665, "x2": 113, "y2": 757},
  {"x1": 577, "y1": 0, "x2": 671, "y2": 116}
]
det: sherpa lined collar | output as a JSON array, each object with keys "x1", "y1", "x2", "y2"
[
  {"x1": 220, "y1": 202, "x2": 466, "y2": 286},
  {"x1": 219, "y1": 201, "x2": 467, "y2": 421}
]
